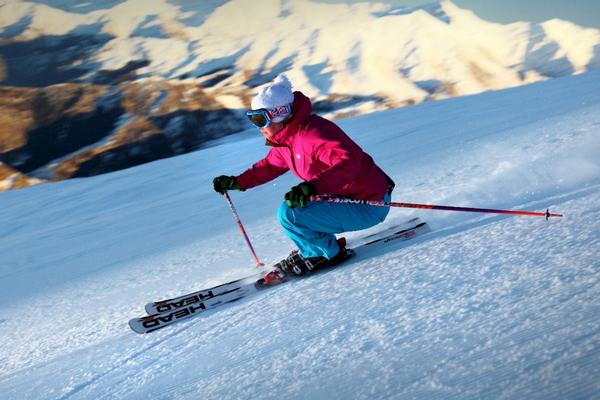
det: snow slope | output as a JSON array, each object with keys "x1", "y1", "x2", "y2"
[{"x1": 0, "y1": 71, "x2": 600, "y2": 399}]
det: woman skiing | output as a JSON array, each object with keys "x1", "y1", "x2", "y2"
[{"x1": 213, "y1": 74, "x2": 394, "y2": 284}]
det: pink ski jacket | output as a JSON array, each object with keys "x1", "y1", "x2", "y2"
[{"x1": 236, "y1": 92, "x2": 390, "y2": 201}]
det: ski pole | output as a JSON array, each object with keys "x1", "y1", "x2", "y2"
[
  {"x1": 223, "y1": 191, "x2": 264, "y2": 268},
  {"x1": 310, "y1": 195, "x2": 563, "y2": 220}
]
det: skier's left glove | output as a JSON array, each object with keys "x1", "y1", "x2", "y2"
[{"x1": 285, "y1": 182, "x2": 316, "y2": 208}]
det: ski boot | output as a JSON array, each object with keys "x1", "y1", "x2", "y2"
[
  {"x1": 256, "y1": 238, "x2": 353, "y2": 288},
  {"x1": 256, "y1": 251, "x2": 301, "y2": 288}
]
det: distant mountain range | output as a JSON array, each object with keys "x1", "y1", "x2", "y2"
[{"x1": 1, "y1": 0, "x2": 599, "y2": 191}]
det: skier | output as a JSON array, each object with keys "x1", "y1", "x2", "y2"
[{"x1": 213, "y1": 74, "x2": 394, "y2": 284}]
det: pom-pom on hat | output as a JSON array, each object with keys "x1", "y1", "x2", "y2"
[{"x1": 251, "y1": 74, "x2": 294, "y2": 122}]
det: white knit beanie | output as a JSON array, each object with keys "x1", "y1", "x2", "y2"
[{"x1": 251, "y1": 74, "x2": 294, "y2": 122}]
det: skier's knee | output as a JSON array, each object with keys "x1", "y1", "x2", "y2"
[{"x1": 278, "y1": 201, "x2": 296, "y2": 226}]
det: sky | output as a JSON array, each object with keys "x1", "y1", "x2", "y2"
[{"x1": 320, "y1": 0, "x2": 600, "y2": 30}]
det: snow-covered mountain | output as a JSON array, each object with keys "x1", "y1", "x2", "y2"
[
  {"x1": 0, "y1": 68, "x2": 599, "y2": 399},
  {"x1": 1, "y1": 0, "x2": 600, "y2": 191},
  {"x1": 2, "y1": 0, "x2": 599, "y2": 108}
]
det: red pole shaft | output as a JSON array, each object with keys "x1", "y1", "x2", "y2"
[
  {"x1": 310, "y1": 196, "x2": 563, "y2": 219},
  {"x1": 224, "y1": 192, "x2": 264, "y2": 268}
]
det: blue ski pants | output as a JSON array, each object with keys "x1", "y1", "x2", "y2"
[{"x1": 277, "y1": 194, "x2": 391, "y2": 259}]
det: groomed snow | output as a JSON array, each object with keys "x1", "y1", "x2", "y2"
[{"x1": 0, "y1": 71, "x2": 599, "y2": 399}]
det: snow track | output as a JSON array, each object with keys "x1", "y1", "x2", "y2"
[{"x1": 1, "y1": 72, "x2": 600, "y2": 399}]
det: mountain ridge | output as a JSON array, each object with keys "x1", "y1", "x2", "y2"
[{"x1": 3, "y1": 0, "x2": 599, "y2": 95}]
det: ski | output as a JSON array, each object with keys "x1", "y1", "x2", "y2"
[
  {"x1": 356, "y1": 217, "x2": 428, "y2": 247},
  {"x1": 144, "y1": 217, "x2": 426, "y2": 315},
  {"x1": 145, "y1": 274, "x2": 263, "y2": 315},
  {"x1": 129, "y1": 283, "x2": 259, "y2": 334},
  {"x1": 129, "y1": 218, "x2": 430, "y2": 334}
]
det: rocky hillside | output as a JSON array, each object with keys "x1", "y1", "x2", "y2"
[{"x1": 0, "y1": 81, "x2": 245, "y2": 188}]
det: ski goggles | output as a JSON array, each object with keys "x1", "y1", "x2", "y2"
[{"x1": 246, "y1": 104, "x2": 292, "y2": 128}]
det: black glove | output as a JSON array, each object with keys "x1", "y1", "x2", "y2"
[
  {"x1": 212, "y1": 175, "x2": 242, "y2": 194},
  {"x1": 285, "y1": 182, "x2": 316, "y2": 208}
]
